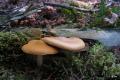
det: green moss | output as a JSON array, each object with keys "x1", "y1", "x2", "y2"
[
  {"x1": 70, "y1": 43, "x2": 120, "y2": 79},
  {"x1": 0, "y1": 32, "x2": 29, "y2": 62},
  {"x1": 89, "y1": 44, "x2": 120, "y2": 78},
  {"x1": 0, "y1": 32, "x2": 28, "y2": 51}
]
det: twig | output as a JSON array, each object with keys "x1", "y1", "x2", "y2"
[
  {"x1": 43, "y1": 2, "x2": 99, "y2": 12},
  {"x1": 62, "y1": 64, "x2": 69, "y2": 75},
  {"x1": 47, "y1": 71, "x2": 56, "y2": 80}
]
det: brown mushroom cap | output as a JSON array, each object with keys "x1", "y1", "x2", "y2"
[
  {"x1": 22, "y1": 40, "x2": 58, "y2": 55},
  {"x1": 42, "y1": 37, "x2": 85, "y2": 51}
]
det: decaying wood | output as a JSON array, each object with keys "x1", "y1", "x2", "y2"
[
  {"x1": 50, "y1": 28, "x2": 98, "y2": 39},
  {"x1": 8, "y1": 26, "x2": 120, "y2": 48},
  {"x1": 5, "y1": 27, "x2": 101, "y2": 40}
]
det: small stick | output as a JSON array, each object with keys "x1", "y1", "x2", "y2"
[{"x1": 43, "y1": 2, "x2": 99, "y2": 12}]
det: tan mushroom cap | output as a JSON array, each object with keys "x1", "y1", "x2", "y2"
[
  {"x1": 42, "y1": 37, "x2": 85, "y2": 51},
  {"x1": 22, "y1": 40, "x2": 58, "y2": 55}
]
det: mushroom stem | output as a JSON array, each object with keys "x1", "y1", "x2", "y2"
[{"x1": 37, "y1": 55, "x2": 43, "y2": 66}]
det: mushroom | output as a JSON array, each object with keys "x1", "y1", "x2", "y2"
[
  {"x1": 22, "y1": 40, "x2": 58, "y2": 66},
  {"x1": 42, "y1": 37, "x2": 85, "y2": 51}
]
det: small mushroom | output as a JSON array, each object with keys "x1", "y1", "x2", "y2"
[
  {"x1": 42, "y1": 37, "x2": 85, "y2": 51},
  {"x1": 22, "y1": 40, "x2": 58, "y2": 66}
]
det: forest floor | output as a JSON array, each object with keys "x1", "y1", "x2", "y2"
[{"x1": 0, "y1": 0, "x2": 120, "y2": 80}]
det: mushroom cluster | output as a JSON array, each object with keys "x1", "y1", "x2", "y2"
[{"x1": 22, "y1": 37, "x2": 85, "y2": 66}]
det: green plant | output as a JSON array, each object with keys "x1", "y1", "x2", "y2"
[
  {"x1": 89, "y1": 44, "x2": 120, "y2": 77},
  {"x1": 60, "y1": 8, "x2": 78, "y2": 22},
  {"x1": 98, "y1": 0, "x2": 107, "y2": 17},
  {"x1": 89, "y1": 0, "x2": 109, "y2": 28},
  {"x1": 71, "y1": 43, "x2": 120, "y2": 79},
  {"x1": 0, "y1": 32, "x2": 27, "y2": 49},
  {"x1": 0, "y1": 31, "x2": 28, "y2": 61},
  {"x1": 111, "y1": 6, "x2": 120, "y2": 14}
]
